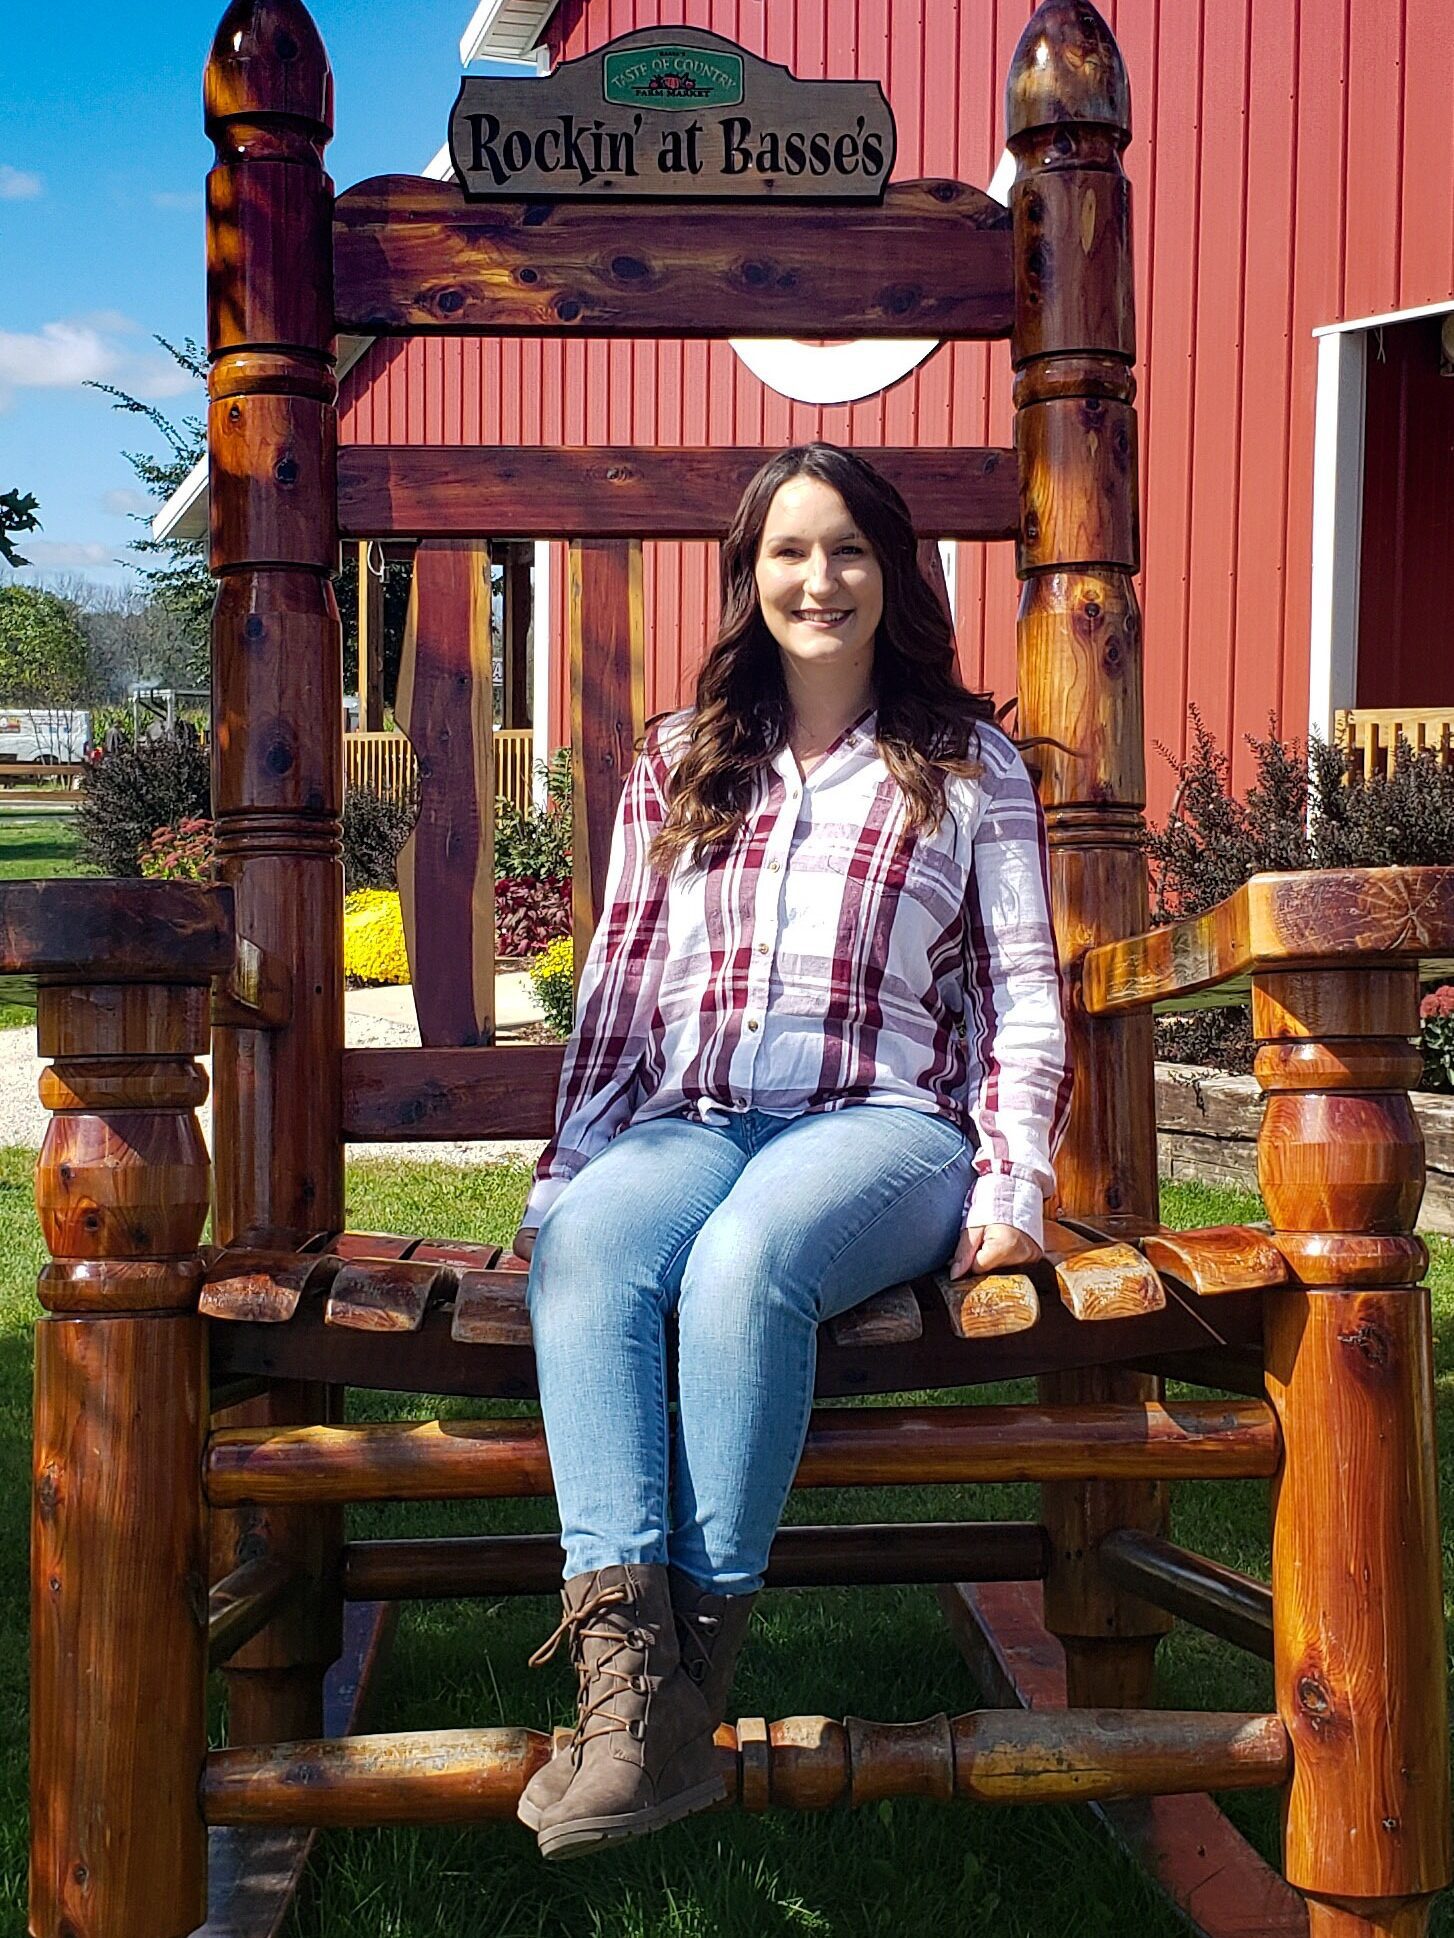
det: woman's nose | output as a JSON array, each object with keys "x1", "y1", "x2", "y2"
[{"x1": 804, "y1": 550, "x2": 837, "y2": 598}]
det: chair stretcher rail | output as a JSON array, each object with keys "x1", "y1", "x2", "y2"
[
  {"x1": 204, "y1": 1400, "x2": 1280, "y2": 1506},
  {"x1": 202, "y1": 1710, "x2": 1290, "y2": 1826}
]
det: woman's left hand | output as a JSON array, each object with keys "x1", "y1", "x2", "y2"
[{"x1": 950, "y1": 1222, "x2": 1042, "y2": 1279}]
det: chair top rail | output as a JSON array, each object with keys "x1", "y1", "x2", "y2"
[
  {"x1": 1081, "y1": 866, "x2": 1454, "y2": 1017},
  {"x1": 338, "y1": 444, "x2": 1019, "y2": 543},
  {"x1": 334, "y1": 175, "x2": 1013, "y2": 341}
]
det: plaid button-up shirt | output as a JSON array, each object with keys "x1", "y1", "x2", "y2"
[{"x1": 524, "y1": 707, "x2": 1071, "y2": 1246}]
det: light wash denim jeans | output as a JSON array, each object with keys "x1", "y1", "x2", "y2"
[{"x1": 525, "y1": 1103, "x2": 974, "y2": 1596}]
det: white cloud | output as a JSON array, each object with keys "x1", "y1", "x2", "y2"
[
  {"x1": 0, "y1": 317, "x2": 198, "y2": 407},
  {"x1": 0, "y1": 322, "x2": 115, "y2": 389},
  {"x1": 151, "y1": 190, "x2": 203, "y2": 211},
  {"x1": 21, "y1": 541, "x2": 115, "y2": 569},
  {"x1": 102, "y1": 488, "x2": 151, "y2": 518},
  {"x1": 0, "y1": 165, "x2": 43, "y2": 201}
]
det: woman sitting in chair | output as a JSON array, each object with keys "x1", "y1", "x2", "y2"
[{"x1": 512, "y1": 441, "x2": 1070, "y2": 1860}]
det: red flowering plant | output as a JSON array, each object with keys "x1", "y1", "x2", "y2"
[
  {"x1": 495, "y1": 875, "x2": 571, "y2": 959},
  {"x1": 139, "y1": 816, "x2": 216, "y2": 883},
  {"x1": 1420, "y1": 984, "x2": 1454, "y2": 1093}
]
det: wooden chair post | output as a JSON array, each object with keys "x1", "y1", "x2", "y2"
[
  {"x1": 205, "y1": 0, "x2": 345, "y2": 1741},
  {"x1": 1007, "y1": 1, "x2": 1169, "y2": 1706},
  {"x1": 30, "y1": 982, "x2": 212, "y2": 1938},
  {"x1": 1257, "y1": 968, "x2": 1452, "y2": 1938}
]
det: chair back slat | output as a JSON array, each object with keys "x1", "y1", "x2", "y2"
[
  {"x1": 395, "y1": 540, "x2": 497, "y2": 1046},
  {"x1": 568, "y1": 539, "x2": 646, "y2": 971}
]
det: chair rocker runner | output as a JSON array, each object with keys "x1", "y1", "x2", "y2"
[{"x1": 14, "y1": 2, "x2": 1452, "y2": 1935}]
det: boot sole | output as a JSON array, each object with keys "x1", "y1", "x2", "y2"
[{"x1": 535, "y1": 1772, "x2": 727, "y2": 1860}]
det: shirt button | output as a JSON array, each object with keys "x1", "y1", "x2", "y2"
[
  {"x1": 747, "y1": 1019, "x2": 760, "y2": 1032},
  {"x1": 768, "y1": 859, "x2": 781, "y2": 873},
  {"x1": 757, "y1": 941, "x2": 770, "y2": 954}
]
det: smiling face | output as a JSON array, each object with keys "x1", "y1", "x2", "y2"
[{"x1": 753, "y1": 475, "x2": 885, "y2": 683}]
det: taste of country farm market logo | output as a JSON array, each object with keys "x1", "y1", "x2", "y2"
[{"x1": 603, "y1": 45, "x2": 744, "y2": 110}]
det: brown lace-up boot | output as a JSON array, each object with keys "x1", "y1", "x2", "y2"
[
  {"x1": 528, "y1": 1563, "x2": 724, "y2": 1860},
  {"x1": 668, "y1": 1567, "x2": 757, "y2": 1731},
  {"x1": 518, "y1": 1565, "x2": 757, "y2": 1832}
]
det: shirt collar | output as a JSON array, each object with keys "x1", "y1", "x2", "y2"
[{"x1": 771, "y1": 706, "x2": 878, "y2": 788}]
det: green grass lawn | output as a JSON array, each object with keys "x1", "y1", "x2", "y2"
[
  {"x1": 0, "y1": 1161, "x2": 1451, "y2": 1936},
  {"x1": 0, "y1": 810, "x2": 90, "y2": 1027}
]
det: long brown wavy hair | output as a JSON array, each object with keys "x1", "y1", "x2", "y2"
[{"x1": 649, "y1": 442, "x2": 996, "y2": 873}]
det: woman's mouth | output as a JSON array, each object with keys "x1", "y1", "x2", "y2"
[{"x1": 793, "y1": 609, "x2": 852, "y2": 628}]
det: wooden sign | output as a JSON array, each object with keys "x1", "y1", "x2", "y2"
[{"x1": 449, "y1": 27, "x2": 896, "y2": 203}]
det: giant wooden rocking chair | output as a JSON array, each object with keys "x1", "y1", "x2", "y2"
[{"x1": 16, "y1": 3, "x2": 1454, "y2": 1935}]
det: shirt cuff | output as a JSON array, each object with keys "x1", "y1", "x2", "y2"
[
  {"x1": 964, "y1": 1171, "x2": 1048, "y2": 1252},
  {"x1": 521, "y1": 1172, "x2": 573, "y2": 1230}
]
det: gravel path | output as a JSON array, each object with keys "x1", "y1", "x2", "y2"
[{"x1": 0, "y1": 1000, "x2": 548, "y2": 1168}]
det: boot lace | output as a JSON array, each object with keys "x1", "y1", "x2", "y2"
[{"x1": 528, "y1": 1580, "x2": 658, "y2": 1755}]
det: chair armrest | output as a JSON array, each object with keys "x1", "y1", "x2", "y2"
[
  {"x1": 1080, "y1": 867, "x2": 1454, "y2": 1017},
  {"x1": 0, "y1": 879, "x2": 234, "y2": 1000}
]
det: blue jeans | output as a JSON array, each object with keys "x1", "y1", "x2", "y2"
[{"x1": 525, "y1": 1104, "x2": 974, "y2": 1595}]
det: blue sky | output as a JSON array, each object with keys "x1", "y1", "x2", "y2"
[{"x1": 3, "y1": 1, "x2": 526, "y2": 591}]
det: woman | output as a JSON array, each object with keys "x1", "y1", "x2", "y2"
[{"x1": 514, "y1": 442, "x2": 1070, "y2": 1861}]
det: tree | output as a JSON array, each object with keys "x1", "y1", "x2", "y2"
[
  {"x1": 89, "y1": 339, "x2": 212, "y2": 682},
  {"x1": 1, "y1": 489, "x2": 41, "y2": 569},
  {"x1": 0, "y1": 585, "x2": 88, "y2": 717}
]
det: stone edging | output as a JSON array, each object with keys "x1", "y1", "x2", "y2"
[{"x1": 1156, "y1": 1061, "x2": 1454, "y2": 1237}]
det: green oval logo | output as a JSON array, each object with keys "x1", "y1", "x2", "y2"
[{"x1": 603, "y1": 45, "x2": 745, "y2": 110}]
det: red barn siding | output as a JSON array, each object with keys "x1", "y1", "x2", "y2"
[{"x1": 338, "y1": 0, "x2": 1454, "y2": 814}]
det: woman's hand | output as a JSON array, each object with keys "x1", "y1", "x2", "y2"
[
  {"x1": 950, "y1": 1221, "x2": 1041, "y2": 1280},
  {"x1": 508, "y1": 1226, "x2": 538, "y2": 1266}
]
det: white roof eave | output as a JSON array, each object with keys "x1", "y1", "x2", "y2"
[{"x1": 460, "y1": 0, "x2": 558, "y2": 64}]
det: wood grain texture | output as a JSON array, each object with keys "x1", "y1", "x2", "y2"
[
  {"x1": 209, "y1": 1269, "x2": 1265, "y2": 1403},
  {"x1": 333, "y1": 175, "x2": 1013, "y2": 340},
  {"x1": 1139, "y1": 1226, "x2": 1289, "y2": 1298},
  {"x1": 1046, "y1": 1234, "x2": 1165, "y2": 1322},
  {"x1": 204, "y1": 1398, "x2": 1279, "y2": 1506},
  {"x1": 395, "y1": 539, "x2": 496, "y2": 1047},
  {"x1": 944, "y1": 1580, "x2": 1309, "y2": 1938},
  {"x1": 1098, "y1": 1531, "x2": 1273, "y2": 1661},
  {"x1": 340, "y1": 1520, "x2": 1050, "y2": 1600},
  {"x1": 1254, "y1": 961, "x2": 1452, "y2": 1928},
  {"x1": 569, "y1": 539, "x2": 646, "y2": 964},
  {"x1": 451, "y1": 1269, "x2": 530, "y2": 1345},
  {"x1": 31, "y1": 1315, "x2": 208, "y2": 1938},
  {"x1": 208, "y1": 1558, "x2": 304, "y2": 1670},
  {"x1": 199, "y1": 1706, "x2": 1284, "y2": 1826},
  {"x1": 1082, "y1": 869, "x2": 1454, "y2": 1016},
  {"x1": 341, "y1": 1044, "x2": 564, "y2": 1141},
  {"x1": 201, "y1": 1249, "x2": 340, "y2": 1324},
  {"x1": 323, "y1": 1258, "x2": 449, "y2": 1333},
  {"x1": 1038, "y1": 1366, "x2": 1173, "y2": 1708},
  {"x1": 210, "y1": 1381, "x2": 344, "y2": 1749},
  {"x1": 0, "y1": 880, "x2": 231, "y2": 985},
  {"x1": 937, "y1": 1269, "x2": 1040, "y2": 1338},
  {"x1": 825, "y1": 1283, "x2": 923, "y2": 1348},
  {"x1": 1266, "y1": 1289, "x2": 1451, "y2": 1911},
  {"x1": 336, "y1": 444, "x2": 1020, "y2": 542}
]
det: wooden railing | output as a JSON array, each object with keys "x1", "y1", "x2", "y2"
[
  {"x1": 345, "y1": 729, "x2": 535, "y2": 814},
  {"x1": 1334, "y1": 707, "x2": 1454, "y2": 780}
]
